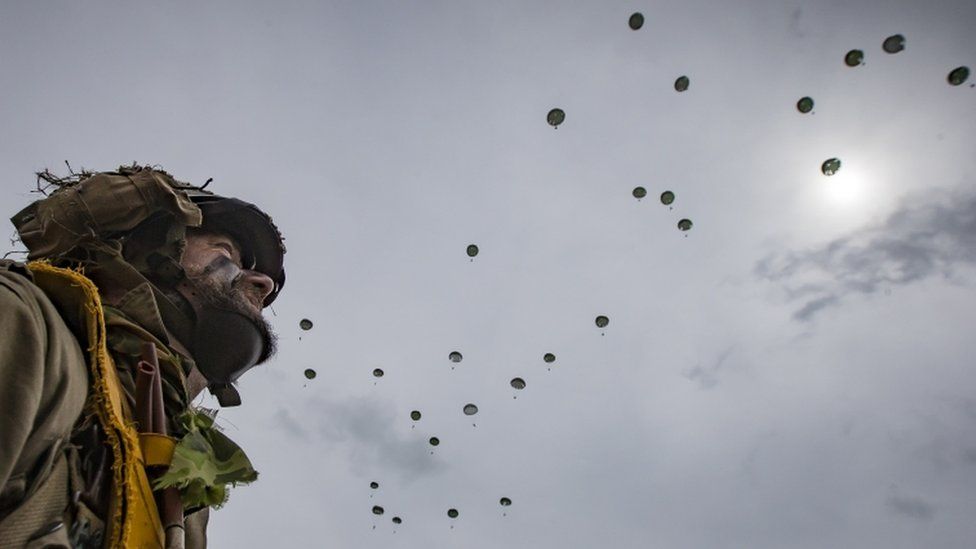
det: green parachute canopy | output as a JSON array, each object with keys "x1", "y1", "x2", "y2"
[
  {"x1": 299, "y1": 318, "x2": 313, "y2": 330},
  {"x1": 510, "y1": 377, "x2": 526, "y2": 390},
  {"x1": 632, "y1": 186, "x2": 647, "y2": 199},
  {"x1": 543, "y1": 353, "x2": 556, "y2": 363},
  {"x1": 372, "y1": 368, "x2": 384, "y2": 378},
  {"x1": 882, "y1": 34, "x2": 905, "y2": 54},
  {"x1": 674, "y1": 75, "x2": 690, "y2": 92},
  {"x1": 429, "y1": 437, "x2": 440, "y2": 446},
  {"x1": 547, "y1": 108, "x2": 565, "y2": 128},
  {"x1": 410, "y1": 410, "x2": 422, "y2": 421},
  {"x1": 372, "y1": 506, "x2": 384, "y2": 516},
  {"x1": 370, "y1": 481, "x2": 379, "y2": 489},
  {"x1": 660, "y1": 191, "x2": 675, "y2": 205},
  {"x1": 845, "y1": 49, "x2": 864, "y2": 67},
  {"x1": 500, "y1": 497, "x2": 512, "y2": 506},
  {"x1": 677, "y1": 219, "x2": 693, "y2": 231},
  {"x1": 796, "y1": 96, "x2": 814, "y2": 114},
  {"x1": 303, "y1": 368, "x2": 316, "y2": 380},
  {"x1": 595, "y1": 315, "x2": 609, "y2": 328},
  {"x1": 463, "y1": 404, "x2": 479, "y2": 416},
  {"x1": 449, "y1": 351, "x2": 463, "y2": 363},
  {"x1": 466, "y1": 244, "x2": 479, "y2": 257},
  {"x1": 948, "y1": 66, "x2": 970, "y2": 86},
  {"x1": 447, "y1": 509, "x2": 459, "y2": 518},
  {"x1": 628, "y1": 13, "x2": 644, "y2": 30},
  {"x1": 821, "y1": 158, "x2": 842, "y2": 176}
]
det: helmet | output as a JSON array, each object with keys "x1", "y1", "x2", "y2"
[
  {"x1": 180, "y1": 188, "x2": 286, "y2": 306},
  {"x1": 12, "y1": 165, "x2": 286, "y2": 306}
]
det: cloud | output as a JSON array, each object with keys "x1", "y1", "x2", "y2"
[
  {"x1": 302, "y1": 395, "x2": 446, "y2": 482},
  {"x1": 885, "y1": 492, "x2": 936, "y2": 521},
  {"x1": 682, "y1": 346, "x2": 735, "y2": 390},
  {"x1": 756, "y1": 187, "x2": 976, "y2": 320},
  {"x1": 273, "y1": 407, "x2": 309, "y2": 439},
  {"x1": 788, "y1": 7, "x2": 805, "y2": 38}
]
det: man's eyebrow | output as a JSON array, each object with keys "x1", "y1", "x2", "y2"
[{"x1": 210, "y1": 235, "x2": 243, "y2": 260}]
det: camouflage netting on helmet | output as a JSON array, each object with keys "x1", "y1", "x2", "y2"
[{"x1": 12, "y1": 164, "x2": 204, "y2": 274}]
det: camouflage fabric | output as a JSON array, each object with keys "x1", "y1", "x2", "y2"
[
  {"x1": 154, "y1": 409, "x2": 257, "y2": 509},
  {"x1": 12, "y1": 166, "x2": 202, "y2": 265}
]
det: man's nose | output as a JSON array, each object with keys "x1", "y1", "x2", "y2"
[{"x1": 242, "y1": 270, "x2": 275, "y2": 306}]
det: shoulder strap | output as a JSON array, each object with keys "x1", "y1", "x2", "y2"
[{"x1": 27, "y1": 262, "x2": 165, "y2": 549}]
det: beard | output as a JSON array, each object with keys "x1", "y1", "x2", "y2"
[{"x1": 181, "y1": 265, "x2": 278, "y2": 365}]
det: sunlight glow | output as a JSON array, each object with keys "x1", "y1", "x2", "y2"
[{"x1": 822, "y1": 164, "x2": 869, "y2": 207}]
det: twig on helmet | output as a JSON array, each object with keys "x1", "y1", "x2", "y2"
[{"x1": 34, "y1": 165, "x2": 95, "y2": 196}]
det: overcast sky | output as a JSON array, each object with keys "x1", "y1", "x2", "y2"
[{"x1": 2, "y1": 1, "x2": 975, "y2": 548}]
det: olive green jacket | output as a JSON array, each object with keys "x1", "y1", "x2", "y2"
[{"x1": 0, "y1": 262, "x2": 208, "y2": 548}]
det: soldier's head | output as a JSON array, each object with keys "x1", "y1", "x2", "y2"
[
  {"x1": 11, "y1": 164, "x2": 286, "y2": 406},
  {"x1": 174, "y1": 226, "x2": 281, "y2": 406}
]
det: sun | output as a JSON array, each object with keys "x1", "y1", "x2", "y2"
[{"x1": 822, "y1": 163, "x2": 869, "y2": 207}]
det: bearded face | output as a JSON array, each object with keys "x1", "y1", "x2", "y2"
[{"x1": 179, "y1": 230, "x2": 278, "y2": 378}]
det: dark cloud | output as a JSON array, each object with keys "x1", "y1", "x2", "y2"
[
  {"x1": 682, "y1": 347, "x2": 735, "y2": 390},
  {"x1": 788, "y1": 6, "x2": 805, "y2": 38},
  {"x1": 756, "y1": 188, "x2": 976, "y2": 320},
  {"x1": 306, "y1": 396, "x2": 445, "y2": 481},
  {"x1": 885, "y1": 492, "x2": 936, "y2": 521},
  {"x1": 273, "y1": 407, "x2": 309, "y2": 439}
]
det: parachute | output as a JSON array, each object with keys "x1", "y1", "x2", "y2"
[
  {"x1": 882, "y1": 34, "x2": 905, "y2": 54},
  {"x1": 543, "y1": 353, "x2": 556, "y2": 363},
  {"x1": 299, "y1": 318, "x2": 313, "y2": 330},
  {"x1": 677, "y1": 219, "x2": 693, "y2": 231},
  {"x1": 372, "y1": 506, "x2": 384, "y2": 516},
  {"x1": 373, "y1": 368, "x2": 385, "y2": 378},
  {"x1": 392, "y1": 517, "x2": 402, "y2": 525},
  {"x1": 595, "y1": 315, "x2": 609, "y2": 328},
  {"x1": 845, "y1": 49, "x2": 864, "y2": 67},
  {"x1": 410, "y1": 410, "x2": 422, "y2": 421},
  {"x1": 796, "y1": 97, "x2": 814, "y2": 114},
  {"x1": 370, "y1": 481, "x2": 379, "y2": 489},
  {"x1": 632, "y1": 186, "x2": 647, "y2": 199},
  {"x1": 303, "y1": 368, "x2": 316, "y2": 380},
  {"x1": 500, "y1": 497, "x2": 512, "y2": 506},
  {"x1": 660, "y1": 191, "x2": 675, "y2": 205},
  {"x1": 463, "y1": 404, "x2": 479, "y2": 416},
  {"x1": 466, "y1": 244, "x2": 479, "y2": 258},
  {"x1": 547, "y1": 108, "x2": 565, "y2": 128},
  {"x1": 429, "y1": 437, "x2": 440, "y2": 446},
  {"x1": 510, "y1": 378, "x2": 526, "y2": 390},
  {"x1": 629, "y1": 13, "x2": 644, "y2": 30},
  {"x1": 948, "y1": 66, "x2": 970, "y2": 86},
  {"x1": 447, "y1": 509, "x2": 459, "y2": 518},
  {"x1": 821, "y1": 158, "x2": 841, "y2": 176},
  {"x1": 449, "y1": 351, "x2": 463, "y2": 363},
  {"x1": 674, "y1": 75, "x2": 689, "y2": 92}
]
